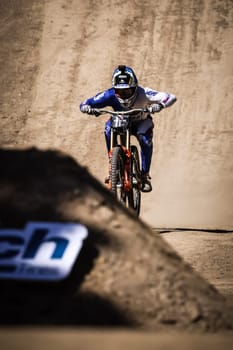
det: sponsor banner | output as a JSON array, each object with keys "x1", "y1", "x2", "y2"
[{"x1": 0, "y1": 222, "x2": 88, "y2": 281}]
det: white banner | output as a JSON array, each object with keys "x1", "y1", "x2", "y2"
[{"x1": 0, "y1": 222, "x2": 88, "y2": 281}]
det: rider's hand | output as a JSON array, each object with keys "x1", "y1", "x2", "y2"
[
  {"x1": 147, "y1": 103, "x2": 164, "y2": 114},
  {"x1": 92, "y1": 109, "x2": 101, "y2": 117},
  {"x1": 81, "y1": 105, "x2": 100, "y2": 117},
  {"x1": 80, "y1": 104, "x2": 92, "y2": 114}
]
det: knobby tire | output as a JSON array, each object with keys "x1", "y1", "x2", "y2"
[{"x1": 110, "y1": 146, "x2": 126, "y2": 204}]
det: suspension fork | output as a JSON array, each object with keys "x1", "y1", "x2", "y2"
[
  {"x1": 107, "y1": 130, "x2": 117, "y2": 189},
  {"x1": 122, "y1": 129, "x2": 131, "y2": 191},
  {"x1": 108, "y1": 129, "x2": 132, "y2": 191},
  {"x1": 110, "y1": 129, "x2": 117, "y2": 150}
]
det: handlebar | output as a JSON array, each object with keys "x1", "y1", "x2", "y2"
[{"x1": 91, "y1": 108, "x2": 148, "y2": 116}]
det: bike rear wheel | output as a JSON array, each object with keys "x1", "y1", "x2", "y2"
[
  {"x1": 110, "y1": 146, "x2": 127, "y2": 204},
  {"x1": 128, "y1": 145, "x2": 141, "y2": 216}
]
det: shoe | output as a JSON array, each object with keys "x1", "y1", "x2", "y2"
[{"x1": 141, "y1": 173, "x2": 152, "y2": 192}]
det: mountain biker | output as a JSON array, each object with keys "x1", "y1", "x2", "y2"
[{"x1": 80, "y1": 65, "x2": 176, "y2": 192}]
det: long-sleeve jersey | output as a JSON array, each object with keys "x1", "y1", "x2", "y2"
[{"x1": 80, "y1": 86, "x2": 176, "y2": 121}]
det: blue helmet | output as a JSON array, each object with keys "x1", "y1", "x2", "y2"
[{"x1": 112, "y1": 65, "x2": 138, "y2": 107}]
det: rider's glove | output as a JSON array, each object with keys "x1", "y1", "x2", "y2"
[
  {"x1": 81, "y1": 105, "x2": 100, "y2": 117},
  {"x1": 93, "y1": 109, "x2": 100, "y2": 117},
  {"x1": 80, "y1": 104, "x2": 92, "y2": 114},
  {"x1": 147, "y1": 103, "x2": 164, "y2": 114}
]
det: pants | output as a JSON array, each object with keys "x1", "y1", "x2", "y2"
[{"x1": 104, "y1": 117, "x2": 154, "y2": 174}]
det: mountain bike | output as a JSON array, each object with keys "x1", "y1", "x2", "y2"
[{"x1": 92, "y1": 108, "x2": 148, "y2": 216}]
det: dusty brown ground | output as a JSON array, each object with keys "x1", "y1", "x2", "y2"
[{"x1": 0, "y1": 0, "x2": 233, "y2": 348}]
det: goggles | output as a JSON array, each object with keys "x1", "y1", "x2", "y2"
[{"x1": 114, "y1": 87, "x2": 136, "y2": 100}]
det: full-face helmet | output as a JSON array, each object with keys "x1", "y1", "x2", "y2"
[{"x1": 112, "y1": 65, "x2": 138, "y2": 107}]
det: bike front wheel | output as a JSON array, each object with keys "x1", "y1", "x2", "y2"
[{"x1": 110, "y1": 146, "x2": 127, "y2": 205}]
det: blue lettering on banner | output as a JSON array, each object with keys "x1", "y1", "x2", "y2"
[{"x1": 0, "y1": 222, "x2": 88, "y2": 281}]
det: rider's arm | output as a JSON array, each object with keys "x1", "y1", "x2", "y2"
[
  {"x1": 80, "y1": 89, "x2": 114, "y2": 110},
  {"x1": 144, "y1": 87, "x2": 177, "y2": 108}
]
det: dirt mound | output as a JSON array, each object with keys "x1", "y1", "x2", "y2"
[{"x1": 0, "y1": 148, "x2": 232, "y2": 331}]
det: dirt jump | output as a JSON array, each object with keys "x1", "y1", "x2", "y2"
[{"x1": 0, "y1": 0, "x2": 233, "y2": 348}]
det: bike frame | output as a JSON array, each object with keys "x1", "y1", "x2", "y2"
[
  {"x1": 93, "y1": 108, "x2": 146, "y2": 192},
  {"x1": 109, "y1": 120, "x2": 131, "y2": 191}
]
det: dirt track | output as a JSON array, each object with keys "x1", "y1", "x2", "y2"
[
  {"x1": 0, "y1": 0, "x2": 233, "y2": 347},
  {"x1": 1, "y1": 0, "x2": 233, "y2": 229}
]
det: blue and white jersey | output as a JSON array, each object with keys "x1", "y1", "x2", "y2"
[{"x1": 80, "y1": 86, "x2": 176, "y2": 120}]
